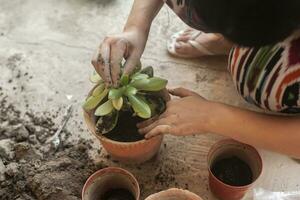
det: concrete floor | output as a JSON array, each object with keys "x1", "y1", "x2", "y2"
[{"x1": 1, "y1": 0, "x2": 300, "y2": 199}]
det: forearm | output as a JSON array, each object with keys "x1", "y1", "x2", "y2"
[
  {"x1": 124, "y1": 0, "x2": 164, "y2": 33},
  {"x1": 210, "y1": 103, "x2": 300, "y2": 158}
]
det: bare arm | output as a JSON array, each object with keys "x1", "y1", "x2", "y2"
[
  {"x1": 124, "y1": 0, "x2": 164, "y2": 33},
  {"x1": 138, "y1": 88, "x2": 300, "y2": 159},
  {"x1": 92, "y1": 0, "x2": 164, "y2": 86},
  {"x1": 211, "y1": 103, "x2": 300, "y2": 158}
]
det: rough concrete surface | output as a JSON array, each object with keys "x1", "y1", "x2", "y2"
[{"x1": 0, "y1": 0, "x2": 300, "y2": 199}]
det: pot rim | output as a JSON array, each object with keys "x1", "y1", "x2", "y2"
[
  {"x1": 207, "y1": 139, "x2": 263, "y2": 189},
  {"x1": 81, "y1": 167, "x2": 140, "y2": 200},
  {"x1": 83, "y1": 109, "x2": 163, "y2": 145}
]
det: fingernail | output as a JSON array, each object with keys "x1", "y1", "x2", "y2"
[
  {"x1": 138, "y1": 128, "x2": 144, "y2": 134},
  {"x1": 144, "y1": 134, "x2": 150, "y2": 139}
]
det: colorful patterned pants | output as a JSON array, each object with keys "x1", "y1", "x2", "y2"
[{"x1": 165, "y1": 0, "x2": 300, "y2": 114}]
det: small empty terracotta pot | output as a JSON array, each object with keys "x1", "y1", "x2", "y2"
[
  {"x1": 207, "y1": 139, "x2": 263, "y2": 200},
  {"x1": 145, "y1": 188, "x2": 203, "y2": 200},
  {"x1": 82, "y1": 167, "x2": 140, "y2": 200}
]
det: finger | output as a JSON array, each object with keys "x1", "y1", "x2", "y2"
[
  {"x1": 137, "y1": 115, "x2": 159, "y2": 129},
  {"x1": 101, "y1": 43, "x2": 113, "y2": 85},
  {"x1": 138, "y1": 115, "x2": 171, "y2": 135},
  {"x1": 145, "y1": 125, "x2": 172, "y2": 139},
  {"x1": 123, "y1": 53, "x2": 140, "y2": 75},
  {"x1": 168, "y1": 87, "x2": 199, "y2": 97},
  {"x1": 91, "y1": 47, "x2": 108, "y2": 83},
  {"x1": 110, "y1": 39, "x2": 128, "y2": 86}
]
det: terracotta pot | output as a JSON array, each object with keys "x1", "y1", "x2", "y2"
[
  {"x1": 207, "y1": 139, "x2": 263, "y2": 200},
  {"x1": 82, "y1": 167, "x2": 140, "y2": 200},
  {"x1": 83, "y1": 88, "x2": 169, "y2": 163},
  {"x1": 145, "y1": 188, "x2": 203, "y2": 200}
]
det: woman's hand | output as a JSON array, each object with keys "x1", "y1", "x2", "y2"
[
  {"x1": 91, "y1": 27, "x2": 148, "y2": 87},
  {"x1": 138, "y1": 87, "x2": 215, "y2": 139}
]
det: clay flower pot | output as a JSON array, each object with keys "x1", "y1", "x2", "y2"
[
  {"x1": 82, "y1": 167, "x2": 140, "y2": 200},
  {"x1": 83, "y1": 88, "x2": 169, "y2": 163},
  {"x1": 145, "y1": 188, "x2": 203, "y2": 200},
  {"x1": 207, "y1": 139, "x2": 263, "y2": 200}
]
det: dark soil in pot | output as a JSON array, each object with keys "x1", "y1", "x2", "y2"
[
  {"x1": 101, "y1": 111, "x2": 145, "y2": 142},
  {"x1": 211, "y1": 156, "x2": 253, "y2": 186},
  {"x1": 101, "y1": 188, "x2": 135, "y2": 200}
]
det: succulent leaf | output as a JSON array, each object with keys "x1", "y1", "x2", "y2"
[
  {"x1": 112, "y1": 97, "x2": 123, "y2": 110},
  {"x1": 83, "y1": 88, "x2": 108, "y2": 111},
  {"x1": 95, "y1": 99, "x2": 114, "y2": 116},
  {"x1": 125, "y1": 86, "x2": 138, "y2": 96},
  {"x1": 140, "y1": 66, "x2": 154, "y2": 77},
  {"x1": 130, "y1": 78, "x2": 150, "y2": 89},
  {"x1": 128, "y1": 94, "x2": 151, "y2": 119},
  {"x1": 108, "y1": 87, "x2": 124, "y2": 100},
  {"x1": 130, "y1": 77, "x2": 167, "y2": 91},
  {"x1": 92, "y1": 83, "x2": 105, "y2": 97},
  {"x1": 96, "y1": 111, "x2": 119, "y2": 135},
  {"x1": 131, "y1": 73, "x2": 149, "y2": 81},
  {"x1": 90, "y1": 71, "x2": 103, "y2": 84},
  {"x1": 120, "y1": 74, "x2": 129, "y2": 86}
]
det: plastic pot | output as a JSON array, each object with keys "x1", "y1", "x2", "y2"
[
  {"x1": 207, "y1": 139, "x2": 263, "y2": 200},
  {"x1": 145, "y1": 188, "x2": 203, "y2": 200},
  {"x1": 82, "y1": 167, "x2": 140, "y2": 200}
]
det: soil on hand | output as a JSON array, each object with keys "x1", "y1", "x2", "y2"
[
  {"x1": 211, "y1": 156, "x2": 253, "y2": 186},
  {"x1": 104, "y1": 111, "x2": 145, "y2": 142},
  {"x1": 101, "y1": 188, "x2": 135, "y2": 200}
]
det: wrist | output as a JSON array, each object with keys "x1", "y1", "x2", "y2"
[
  {"x1": 205, "y1": 102, "x2": 234, "y2": 135},
  {"x1": 124, "y1": 18, "x2": 151, "y2": 34}
]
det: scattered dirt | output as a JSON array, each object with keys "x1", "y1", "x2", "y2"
[
  {"x1": 101, "y1": 188, "x2": 135, "y2": 200},
  {"x1": 211, "y1": 156, "x2": 253, "y2": 186},
  {"x1": 103, "y1": 111, "x2": 145, "y2": 142},
  {"x1": 0, "y1": 96, "x2": 103, "y2": 200}
]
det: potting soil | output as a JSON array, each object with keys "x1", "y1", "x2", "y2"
[
  {"x1": 101, "y1": 188, "x2": 135, "y2": 200},
  {"x1": 211, "y1": 156, "x2": 253, "y2": 186},
  {"x1": 0, "y1": 97, "x2": 103, "y2": 200},
  {"x1": 102, "y1": 111, "x2": 145, "y2": 142}
]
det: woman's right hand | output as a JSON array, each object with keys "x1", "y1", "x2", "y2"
[{"x1": 91, "y1": 27, "x2": 148, "y2": 87}]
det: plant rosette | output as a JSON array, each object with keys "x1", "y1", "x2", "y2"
[{"x1": 83, "y1": 66, "x2": 169, "y2": 163}]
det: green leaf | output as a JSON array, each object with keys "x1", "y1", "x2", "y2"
[
  {"x1": 130, "y1": 77, "x2": 167, "y2": 91},
  {"x1": 108, "y1": 87, "x2": 124, "y2": 100},
  {"x1": 95, "y1": 100, "x2": 114, "y2": 116},
  {"x1": 129, "y1": 78, "x2": 150, "y2": 89},
  {"x1": 120, "y1": 74, "x2": 129, "y2": 86},
  {"x1": 131, "y1": 73, "x2": 149, "y2": 81},
  {"x1": 146, "y1": 95, "x2": 166, "y2": 116},
  {"x1": 92, "y1": 83, "x2": 105, "y2": 97},
  {"x1": 140, "y1": 66, "x2": 154, "y2": 77},
  {"x1": 96, "y1": 111, "x2": 119, "y2": 135},
  {"x1": 112, "y1": 97, "x2": 123, "y2": 110},
  {"x1": 125, "y1": 86, "x2": 138, "y2": 96},
  {"x1": 82, "y1": 88, "x2": 108, "y2": 111},
  {"x1": 128, "y1": 94, "x2": 151, "y2": 119},
  {"x1": 89, "y1": 71, "x2": 103, "y2": 84}
]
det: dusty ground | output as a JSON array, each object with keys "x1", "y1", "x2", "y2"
[{"x1": 1, "y1": 0, "x2": 300, "y2": 200}]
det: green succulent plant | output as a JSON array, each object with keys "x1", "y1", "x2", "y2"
[{"x1": 83, "y1": 66, "x2": 168, "y2": 135}]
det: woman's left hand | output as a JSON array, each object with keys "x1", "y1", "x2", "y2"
[{"x1": 137, "y1": 87, "x2": 215, "y2": 139}]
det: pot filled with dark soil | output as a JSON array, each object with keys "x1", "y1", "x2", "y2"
[
  {"x1": 207, "y1": 139, "x2": 263, "y2": 200},
  {"x1": 82, "y1": 167, "x2": 140, "y2": 200},
  {"x1": 83, "y1": 66, "x2": 169, "y2": 163}
]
